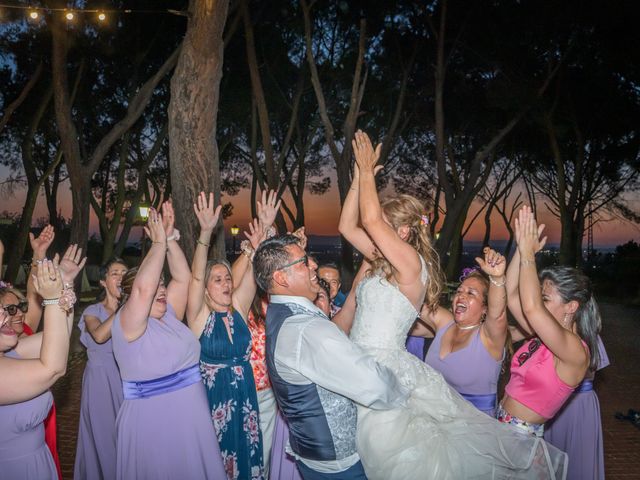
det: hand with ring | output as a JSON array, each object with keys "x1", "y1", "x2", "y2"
[{"x1": 32, "y1": 258, "x2": 63, "y2": 300}]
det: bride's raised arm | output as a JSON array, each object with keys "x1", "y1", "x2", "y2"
[{"x1": 354, "y1": 130, "x2": 421, "y2": 287}]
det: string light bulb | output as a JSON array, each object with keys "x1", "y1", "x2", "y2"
[
  {"x1": 97, "y1": 12, "x2": 106, "y2": 21},
  {"x1": 65, "y1": 10, "x2": 74, "y2": 21},
  {"x1": 29, "y1": 10, "x2": 39, "y2": 19}
]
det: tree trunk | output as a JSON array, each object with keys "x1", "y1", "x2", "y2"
[
  {"x1": 169, "y1": 0, "x2": 230, "y2": 262},
  {"x1": 5, "y1": 186, "x2": 39, "y2": 283}
]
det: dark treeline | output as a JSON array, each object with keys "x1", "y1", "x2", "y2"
[{"x1": 1, "y1": 0, "x2": 639, "y2": 282}]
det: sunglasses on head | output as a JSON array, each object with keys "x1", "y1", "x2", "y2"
[
  {"x1": 517, "y1": 338, "x2": 541, "y2": 366},
  {"x1": 2, "y1": 301, "x2": 29, "y2": 316},
  {"x1": 278, "y1": 254, "x2": 309, "y2": 271}
]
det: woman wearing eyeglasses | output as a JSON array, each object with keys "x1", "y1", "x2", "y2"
[
  {"x1": 501, "y1": 206, "x2": 601, "y2": 476},
  {"x1": 187, "y1": 191, "x2": 277, "y2": 480},
  {"x1": 0, "y1": 246, "x2": 84, "y2": 480},
  {"x1": 0, "y1": 226, "x2": 62, "y2": 478},
  {"x1": 74, "y1": 257, "x2": 127, "y2": 480}
]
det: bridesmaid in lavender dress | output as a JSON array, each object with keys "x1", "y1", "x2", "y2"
[
  {"x1": 74, "y1": 258, "x2": 127, "y2": 480},
  {"x1": 544, "y1": 336, "x2": 609, "y2": 480},
  {"x1": 111, "y1": 203, "x2": 225, "y2": 480},
  {"x1": 415, "y1": 248, "x2": 509, "y2": 416},
  {"x1": 0, "y1": 247, "x2": 85, "y2": 479}
]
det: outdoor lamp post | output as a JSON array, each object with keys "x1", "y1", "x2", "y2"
[
  {"x1": 231, "y1": 224, "x2": 240, "y2": 255},
  {"x1": 139, "y1": 203, "x2": 150, "y2": 257}
]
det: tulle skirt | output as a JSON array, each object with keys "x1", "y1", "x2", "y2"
[{"x1": 355, "y1": 346, "x2": 568, "y2": 480}]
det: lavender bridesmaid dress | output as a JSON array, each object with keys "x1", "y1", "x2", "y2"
[
  {"x1": 425, "y1": 321, "x2": 503, "y2": 416},
  {"x1": 544, "y1": 336, "x2": 610, "y2": 480},
  {"x1": 74, "y1": 302, "x2": 123, "y2": 480},
  {"x1": 269, "y1": 410, "x2": 302, "y2": 480},
  {"x1": 111, "y1": 304, "x2": 226, "y2": 480},
  {"x1": 0, "y1": 350, "x2": 58, "y2": 479},
  {"x1": 405, "y1": 335, "x2": 426, "y2": 360}
]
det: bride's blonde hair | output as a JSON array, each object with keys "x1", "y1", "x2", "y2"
[{"x1": 369, "y1": 194, "x2": 444, "y2": 311}]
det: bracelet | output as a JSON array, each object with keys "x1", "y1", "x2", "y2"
[
  {"x1": 196, "y1": 239, "x2": 210, "y2": 248},
  {"x1": 265, "y1": 226, "x2": 277, "y2": 239},
  {"x1": 520, "y1": 259, "x2": 536, "y2": 266},
  {"x1": 167, "y1": 229, "x2": 181, "y2": 242},
  {"x1": 31, "y1": 258, "x2": 43, "y2": 268},
  {"x1": 489, "y1": 275, "x2": 506, "y2": 287},
  {"x1": 152, "y1": 241, "x2": 166, "y2": 245},
  {"x1": 42, "y1": 298, "x2": 60, "y2": 306}
]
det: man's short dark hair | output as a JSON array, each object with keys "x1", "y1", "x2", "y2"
[
  {"x1": 318, "y1": 262, "x2": 341, "y2": 278},
  {"x1": 253, "y1": 235, "x2": 301, "y2": 292}
]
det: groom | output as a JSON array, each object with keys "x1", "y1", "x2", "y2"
[{"x1": 254, "y1": 235, "x2": 408, "y2": 480}]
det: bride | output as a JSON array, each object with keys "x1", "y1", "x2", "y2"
[{"x1": 337, "y1": 130, "x2": 567, "y2": 479}]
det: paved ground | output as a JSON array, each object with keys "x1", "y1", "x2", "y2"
[{"x1": 51, "y1": 303, "x2": 640, "y2": 479}]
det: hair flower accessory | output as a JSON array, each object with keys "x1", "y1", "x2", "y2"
[
  {"x1": 459, "y1": 266, "x2": 479, "y2": 282},
  {"x1": 0, "y1": 280, "x2": 12, "y2": 289},
  {"x1": 420, "y1": 215, "x2": 429, "y2": 226}
]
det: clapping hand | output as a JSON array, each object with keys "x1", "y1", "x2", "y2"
[
  {"x1": 515, "y1": 206, "x2": 547, "y2": 257},
  {"x1": 57, "y1": 245, "x2": 87, "y2": 285},
  {"x1": 144, "y1": 208, "x2": 166, "y2": 246},
  {"x1": 244, "y1": 218, "x2": 265, "y2": 250},
  {"x1": 161, "y1": 200, "x2": 177, "y2": 238},
  {"x1": 475, "y1": 247, "x2": 506, "y2": 278},
  {"x1": 30, "y1": 225, "x2": 55, "y2": 260},
  {"x1": 193, "y1": 192, "x2": 222, "y2": 233},
  {"x1": 32, "y1": 258, "x2": 63, "y2": 300},
  {"x1": 352, "y1": 130, "x2": 383, "y2": 176},
  {"x1": 291, "y1": 227, "x2": 308, "y2": 251},
  {"x1": 257, "y1": 189, "x2": 281, "y2": 230}
]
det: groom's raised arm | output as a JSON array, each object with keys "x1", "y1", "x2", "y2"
[{"x1": 294, "y1": 319, "x2": 409, "y2": 410}]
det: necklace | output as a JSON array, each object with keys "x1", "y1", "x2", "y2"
[{"x1": 455, "y1": 322, "x2": 481, "y2": 331}]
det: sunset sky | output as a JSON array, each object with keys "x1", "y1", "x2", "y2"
[{"x1": 1, "y1": 167, "x2": 638, "y2": 248}]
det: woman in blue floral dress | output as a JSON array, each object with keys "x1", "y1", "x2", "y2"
[{"x1": 187, "y1": 191, "x2": 279, "y2": 480}]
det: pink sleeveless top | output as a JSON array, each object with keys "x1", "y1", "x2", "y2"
[{"x1": 505, "y1": 338, "x2": 577, "y2": 419}]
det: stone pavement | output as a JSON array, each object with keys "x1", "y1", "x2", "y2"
[{"x1": 51, "y1": 303, "x2": 640, "y2": 479}]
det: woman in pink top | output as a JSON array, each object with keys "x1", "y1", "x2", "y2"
[{"x1": 500, "y1": 206, "x2": 599, "y2": 437}]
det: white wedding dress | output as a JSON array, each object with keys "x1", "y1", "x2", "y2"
[{"x1": 349, "y1": 264, "x2": 568, "y2": 479}]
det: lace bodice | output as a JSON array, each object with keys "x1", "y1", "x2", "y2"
[{"x1": 350, "y1": 260, "x2": 427, "y2": 351}]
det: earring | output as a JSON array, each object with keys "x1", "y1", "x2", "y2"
[{"x1": 563, "y1": 313, "x2": 572, "y2": 327}]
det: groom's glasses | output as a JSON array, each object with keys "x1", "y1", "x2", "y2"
[
  {"x1": 2, "y1": 302, "x2": 29, "y2": 316},
  {"x1": 278, "y1": 255, "x2": 309, "y2": 271}
]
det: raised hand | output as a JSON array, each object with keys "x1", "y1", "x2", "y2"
[
  {"x1": 29, "y1": 225, "x2": 55, "y2": 260},
  {"x1": 515, "y1": 206, "x2": 544, "y2": 258},
  {"x1": 193, "y1": 192, "x2": 222, "y2": 233},
  {"x1": 244, "y1": 218, "x2": 265, "y2": 250},
  {"x1": 161, "y1": 200, "x2": 176, "y2": 237},
  {"x1": 32, "y1": 258, "x2": 63, "y2": 300},
  {"x1": 58, "y1": 244, "x2": 87, "y2": 284},
  {"x1": 475, "y1": 247, "x2": 506, "y2": 278},
  {"x1": 352, "y1": 130, "x2": 383, "y2": 175},
  {"x1": 256, "y1": 189, "x2": 281, "y2": 230},
  {"x1": 291, "y1": 226, "x2": 308, "y2": 251},
  {"x1": 144, "y1": 208, "x2": 167, "y2": 245}
]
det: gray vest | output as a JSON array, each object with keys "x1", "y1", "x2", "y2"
[{"x1": 265, "y1": 302, "x2": 357, "y2": 461}]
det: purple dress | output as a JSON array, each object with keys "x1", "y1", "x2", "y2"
[
  {"x1": 111, "y1": 304, "x2": 226, "y2": 480},
  {"x1": 544, "y1": 336, "x2": 610, "y2": 480},
  {"x1": 405, "y1": 335, "x2": 426, "y2": 359},
  {"x1": 269, "y1": 411, "x2": 302, "y2": 480},
  {"x1": 0, "y1": 350, "x2": 57, "y2": 479},
  {"x1": 425, "y1": 321, "x2": 503, "y2": 416},
  {"x1": 74, "y1": 302, "x2": 123, "y2": 480}
]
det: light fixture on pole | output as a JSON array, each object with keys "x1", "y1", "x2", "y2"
[
  {"x1": 230, "y1": 225, "x2": 240, "y2": 254},
  {"x1": 64, "y1": 10, "x2": 74, "y2": 20},
  {"x1": 97, "y1": 11, "x2": 106, "y2": 21},
  {"x1": 138, "y1": 202, "x2": 150, "y2": 258},
  {"x1": 28, "y1": 10, "x2": 39, "y2": 19}
]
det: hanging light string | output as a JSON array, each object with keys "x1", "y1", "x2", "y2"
[{"x1": 0, "y1": 3, "x2": 187, "y2": 21}]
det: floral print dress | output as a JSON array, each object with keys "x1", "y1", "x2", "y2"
[{"x1": 200, "y1": 310, "x2": 264, "y2": 480}]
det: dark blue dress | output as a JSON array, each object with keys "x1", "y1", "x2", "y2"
[{"x1": 200, "y1": 310, "x2": 264, "y2": 480}]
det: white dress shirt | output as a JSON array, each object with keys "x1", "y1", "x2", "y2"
[{"x1": 270, "y1": 294, "x2": 409, "y2": 473}]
